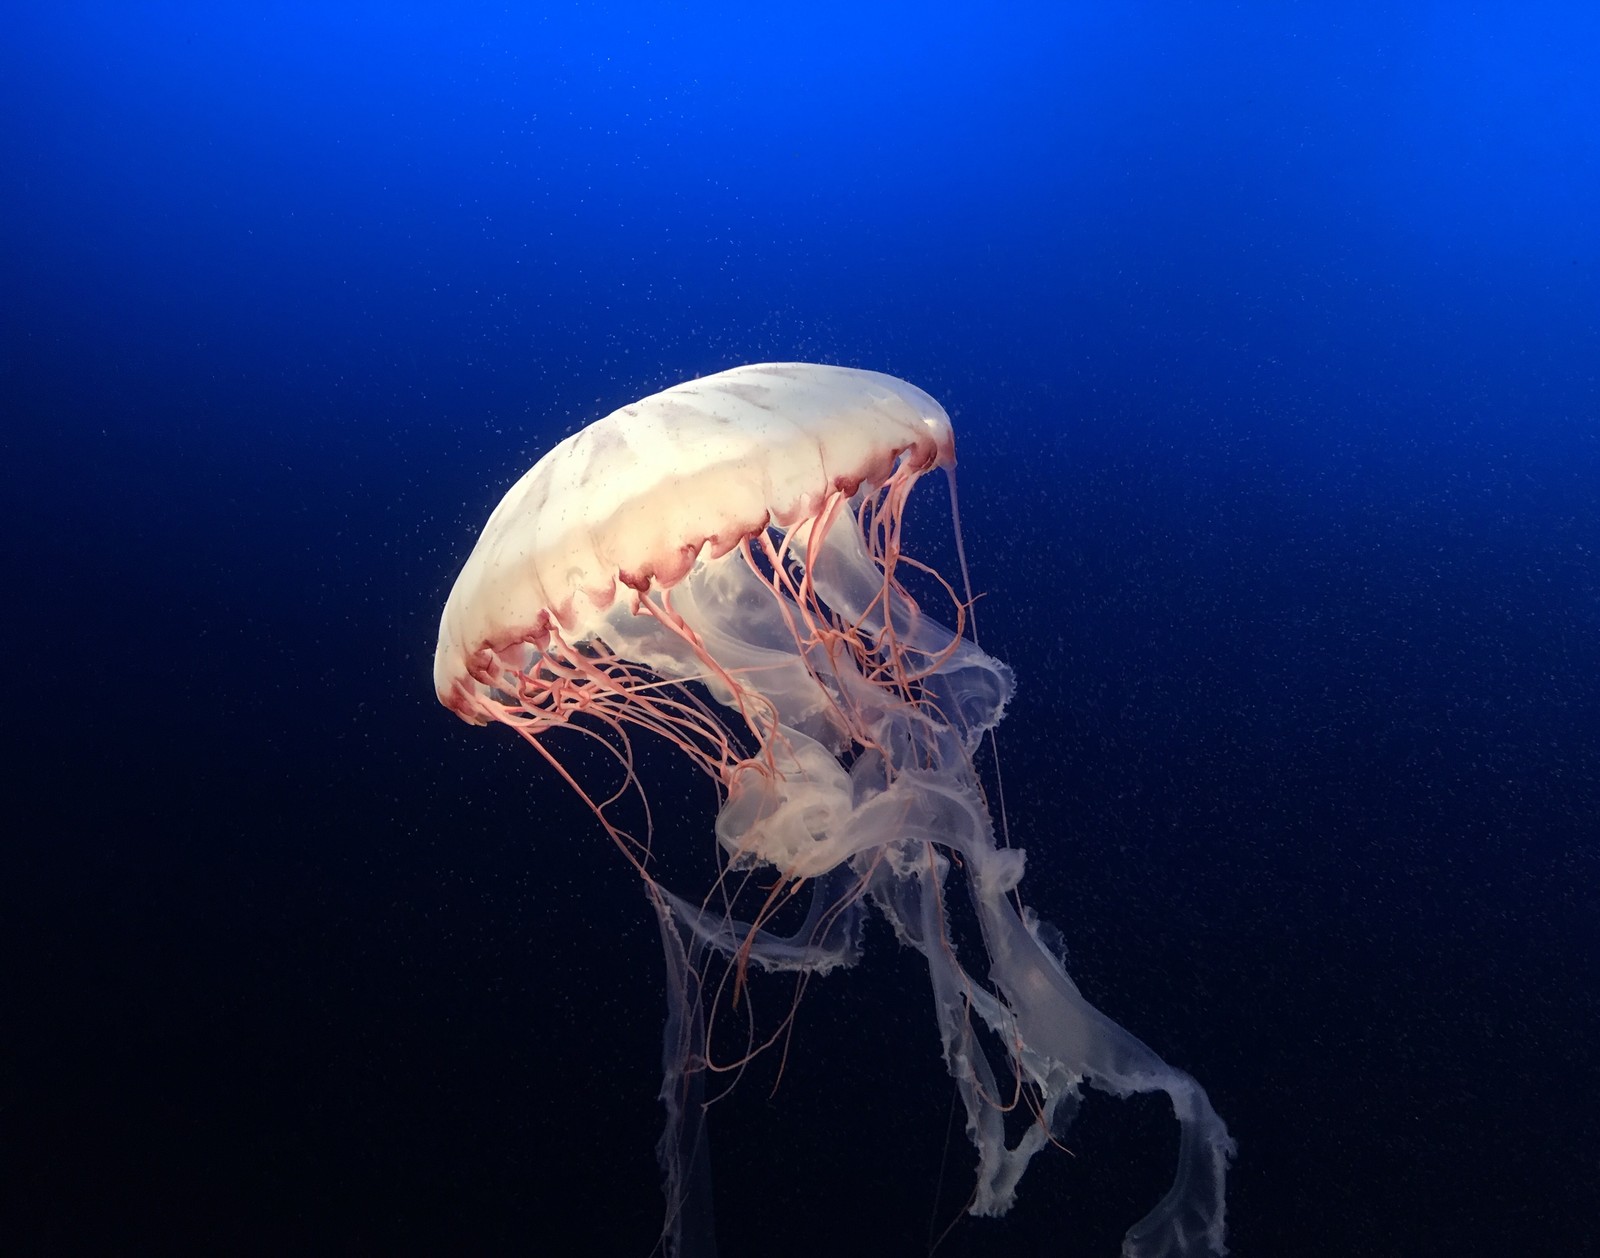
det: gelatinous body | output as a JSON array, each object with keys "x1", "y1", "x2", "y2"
[{"x1": 435, "y1": 363, "x2": 1234, "y2": 1256}]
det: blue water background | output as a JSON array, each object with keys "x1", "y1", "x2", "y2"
[{"x1": 3, "y1": 4, "x2": 1596, "y2": 1255}]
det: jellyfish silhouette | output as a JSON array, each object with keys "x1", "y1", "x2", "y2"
[{"x1": 434, "y1": 363, "x2": 1234, "y2": 1256}]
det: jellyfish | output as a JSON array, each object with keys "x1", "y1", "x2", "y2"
[{"x1": 434, "y1": 363, "x2": 1234, "y2": 1257}]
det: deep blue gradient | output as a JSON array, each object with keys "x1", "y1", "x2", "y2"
[{"x1": 3, "y1": 4, "x2": 1597, "y2": 1256}]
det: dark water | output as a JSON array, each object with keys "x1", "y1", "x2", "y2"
[{"x1": 3, "y1": 5, "x2": 1596, "y2": 1256}]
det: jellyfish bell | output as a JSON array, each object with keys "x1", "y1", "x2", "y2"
[
  {"x1": 434, "y1": 362, "x2": 1235, "y2": 1257},
  {"x1": 434, "y1": 363, "x2": 958, "y2": 877}
]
